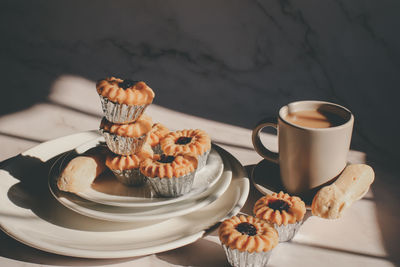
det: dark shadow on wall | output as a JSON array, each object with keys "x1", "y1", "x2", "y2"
[{"x1": 1, "y1": 0, "x2": 400, "y2": 162}]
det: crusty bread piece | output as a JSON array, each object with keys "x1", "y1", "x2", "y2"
[
  {"x1": 311, "y1": 164, "x2": 374, "y2": 219},
  {"x1": 57, "y1": 149, "x2": 106, "y2": 193}
]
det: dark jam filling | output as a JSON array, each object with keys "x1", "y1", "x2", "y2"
[
  {"x1": 235, "y1": 222, "x2": 257, "y2": 236},
  {"x1": 268, "y1": 199, "x2": 290, "y2": 212},
  {"x1": 157, "y1": 154, "x2": 175, "y2": 164},
  {"x1": 119, "y1": 79, "x2": 137, "y2": 89},
  {"x1": 176, "y1": 137, "x2": 192, "y2": 145}
]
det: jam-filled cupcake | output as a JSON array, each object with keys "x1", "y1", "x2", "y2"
[
  {"x1": 253, "y1": 191, "x2": 306, "y2": 242},
  {"x1": 105, "y1": 143, "x2": 153, "y2": 186},
  {"x1": 140, "y1": 152, "x2": 198, "y2": 197},
  {"x1": 146, "y1": 123, "x2": 170, "y2": 154},
  {"x1": 100, "y1": 114, "x2": 152, "y2": 155},
  {"x1": 96, "y1": 77, "x2": 155, "y2": 123},
  {"x1": 160, "y1": 129, "x2": 211, "y2": 170},
  {"x1": 219, "y1": 215, "x2": 279, "y2": 267}
]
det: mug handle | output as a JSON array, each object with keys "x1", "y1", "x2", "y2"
[{"x1": 252, "y1": 117, "x2": 279, "y2": 164}]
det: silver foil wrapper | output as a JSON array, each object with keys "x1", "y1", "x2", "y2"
[
  {"x1": 197, "y1": 149, "x2": 210, "y2": 170},
  {"x1": 110, "y1": 168, "x2": 147, "y2": 186},
  {"x1": 146, "y1": 171, "x2": 196, "y2": 197},
  {"x1": 100, "y1": 130, "x2": 148, "y2": 155},
  {"x1": 274, "y1": 220, "x2": 303, "y2": 242},
  {"x1": 222, "y1": 245, "x2": 273, "y2": 267},
  {"x1": 99, "y1": 95, "x2": 148, "y2": 124}
]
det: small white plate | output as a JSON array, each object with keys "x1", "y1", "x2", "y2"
[
  {"x1": 74, "y1": 146, "x2": 224, "y2": 208},
  {"x1": 0, "y1": 131, "x2": 249, "y2": 258},
  {"x1": 48, "y1": 159, "x2": 232, "y2": 222}
]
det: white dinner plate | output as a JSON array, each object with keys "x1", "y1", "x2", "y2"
[
  {"x1": 0, "y1": 131, "x2": 249, "y2": 258},
  {"x1": 48, "y1": 155, "x2": 232, "y2": 222}
]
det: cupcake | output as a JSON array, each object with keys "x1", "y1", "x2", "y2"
[
  {"x1": 100, "y1": 114, "x2": 153, "y2": 155},
  {"x1": 253, "y1": 191, "x2": 306, "y2": 242},
  {"x1": 160, "y1": 129, "x2": 211, "y2": 170},
  {"x1": 140, "y1": 152, "x2": 198, "y2": 197},
  {"x1": 96, "y1": 77, "x2": 155, "y2": 123},
  {"x1": 218, "y1": 215, "x2": 278, "y2": 267},
  {"x1": 105, "y1": 143, "x2": 153, "y2": 186},
  {"x1": 146, "y1": 123, "x2": 170, "y2": 154}
]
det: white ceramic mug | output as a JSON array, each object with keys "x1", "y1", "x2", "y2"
[{"x1": 252, "y1": 100, "x2": 354, "y2": 195}]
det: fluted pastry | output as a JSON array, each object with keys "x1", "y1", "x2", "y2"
[
  {"x1": 140, "y1": 153, "x2": 197, "y2": 179},
  {"x1": 96, "y1": 77, "x2": 155, "y2": 123},
  {"x1": 105, "y1": 143, "x2": 153, "y2": 186},
  {"x1": 160, "y1": 129, "x2": 211, "y2": 170},
  {"x1": 253, "y1": 191, "x2": 306, "y2": 242},
  {"x1": 100, "y1": 115, "x2": 152, "y2": 155},
  {"x1": 219, "y1": 215, "x2": 278, "y2": 267},
  {"x1": 106, "y1": 143, "x2": 153, "y2": 170},
  {"x1": 147, "y1": 123, "x2": 170, "y2": 154},
  {"x1": 100, "y1": 114, "x2": 152, "y2": 138},
  {"x1": 97, "y1": 77, "x2": 155, "y2": 105},
  {"x1": 140, "y1": 153, "x2": 198, "y2": 197},
  {"x1": 219, "y1": 215, "x2": 278, "y2": 252},
  {"x1": 254, "y1": 191, "x2": 306, "y2": 225}
]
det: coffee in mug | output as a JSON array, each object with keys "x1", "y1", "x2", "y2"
[
  {"x1": 252, "y1": 100, "x2": 354, "y2": 196},
  {"x1": 284, "y1": 109, "x2": 346, "y2": 129}
]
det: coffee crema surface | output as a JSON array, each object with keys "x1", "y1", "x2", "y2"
[{"x1": 284, "y1": 110, "x2": 345, "y2": 128}]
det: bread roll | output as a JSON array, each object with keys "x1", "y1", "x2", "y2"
[
  {"x1": 57, "y1": 148, "x2": 106, "y2": 193},
  {"x1": 311, "y1": 164, "x2": 374, "y2": 219}
]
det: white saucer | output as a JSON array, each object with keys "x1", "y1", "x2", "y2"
[
  {"x1": 74, "y1": 146, "x2": 224, "y2": 208},
  {"x1": 0, "y1": 131, "x2": 249, "y2": 258}
]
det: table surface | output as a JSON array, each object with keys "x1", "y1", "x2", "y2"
[{"x1": 0, "y1": 77, "x2": 399, "y2": 267}]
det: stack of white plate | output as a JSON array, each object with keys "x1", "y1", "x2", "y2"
[{"x1": 0, "y1": 131, "x2": 249, "y2": 258}]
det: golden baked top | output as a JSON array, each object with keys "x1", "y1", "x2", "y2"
[
  {"x1": 218, "y1": 215, "x2": 278, "y2": 253},
  {"x1": 253, "y1": 191, "x2": 306, "y2": 226},
  {"x1": 160, "y1": 129, "x2": 211, "y2": 156},
  {"x1": 105, "y1": 143, "x2": 153, "y2": 170},
  {"x1": 140, "y1": 153, "x2": 198, "y2": 178},
  {"x1": 147, "y1": 123, "x2": 170, "y2": 147},
  {"x1": 96, "y1": 77, "x2": 155, "y2": 105},
  {"x1": 100, "y1": 114, "x2": 153, "y2": 138}
]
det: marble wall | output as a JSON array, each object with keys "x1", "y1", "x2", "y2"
[{"x1": 1, "y1": 0, "x2": 399, "y2": 160}]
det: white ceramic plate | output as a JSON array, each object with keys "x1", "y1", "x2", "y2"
[
  {"x1": 57, "y1": 133, "x2": 224, "y2": 208},
  {"x1": 0, "y1": 131, "x2": 249, "y2": 258},
  {"x1": 48, "y1": 158, "x2": 232, "y2": 222},
  {"x1": 75, "y1": 146, "x2": 224, "y2": 208}
]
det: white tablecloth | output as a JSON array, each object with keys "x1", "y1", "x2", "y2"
[{"x1": 0, "y1": 77, "x2": 398, "y2": 267}]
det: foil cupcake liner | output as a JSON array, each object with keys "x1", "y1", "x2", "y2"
[
  {"x1": 110, "y1": 168, "x2": 147, "y2": 186},
  {"x1": 146, "y1": 171, "x2": 196, "y2": 197},
  {"x1": 274, "y1": 220, "x2": 303, "y2": 242},
  {"x1": 99, "y1": 95, "x2": 148, "y2": 124},
  {"x1": 222, "y1": 245, "x2": 273, "y2": 267},
  {"x1": 197, "y1": 149, "x2": 210, "y2": 170},
  {"x1": 100, "y1": 130, "x2": 147, "y2": 155}
]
